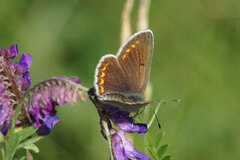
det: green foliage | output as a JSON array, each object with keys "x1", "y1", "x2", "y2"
[
  {"x1": 2, "y1": 126, "x2": 42, "y2": 160},
  {"x1": 23, "y1": 144, "x2": 39, "y2": 153},
  {"x1": 162, "y1": 155, "x2": 171, "y2": 160},
  {"x1": 146, "y1": 132, "x2": 171, "y2": 160},
  {"x1": 1, "y1": 0, "x2": 240, "y2": 159},
  {"x1": 1, "y1": 99, "x2": 42, "y2": 160},
  {"x1": 17, "y1": 136, "x2": 43, "y2": 150}
]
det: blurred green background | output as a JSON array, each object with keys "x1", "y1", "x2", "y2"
[{"x1": 1, "y1": 0, "x2": 240, "y2": 159}]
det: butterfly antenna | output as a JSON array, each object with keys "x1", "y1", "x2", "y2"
[
  {"x1": 147, "y1": 102, "x2": 162, "y2": 129},
  {"x1": 155, "y1": 99, "x2": 181, "y2": 103},
  {"x1": 150, "y1": 106, "x2": 161, "y2": 129}
]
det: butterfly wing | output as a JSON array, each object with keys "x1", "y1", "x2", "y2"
[
  {"x1": 117, "y1": 30, "x2": 154, "y2": 95},
  {"x1": 94, "y1": 30, "x2": 154, "y2": 108},
  {"x1": 94, "y1": 55, "x2": 127, "y2": 95}
]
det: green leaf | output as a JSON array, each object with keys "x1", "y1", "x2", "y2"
[
  {"x1": 18, "y1": 136, "x2": 43, "y2": 149},
  {"x1": 0, "y1": 132, "x2": 4, "y2": 142},
  {"x1": 13, "y1": 155, "x2": 26, "y2": 160},
  {"x1": 1, "y1": 146, "x2": 5, "y2": 160},
  {"x1": 146, "y1": 145, "x2": 158, "y2": 160},
  {"x1": 23, "y1": 143, "x2": 39, "y2": 153},
  {"x1": 5, "y1": 127, "x2": 36, "y2": 160},
  {"x1": 146, "y1": 133, "x2": 154, "y2": 148},
  {"x1": 19, "y1": 156, "x2": 26, "y2": 160},
  {"x1": 6, "y1": 133, "x2": 22, "y2": 160},
  {"x1": 157, "y1": 144, "x2": 169, "y2": 159},
  {"x1": 155, "y1": 131, "x2": 165, "y2": 148},
  {"x1": 5, "y1": 98, "x2": 26, "y2": 160},
  {"x1": 14, "y1": 127, "x2": 36, "y2": 142},
  {"x1": 162, "y1": 155, "x2": 171, "y2": 160}
]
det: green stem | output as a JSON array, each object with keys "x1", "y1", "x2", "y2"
[
  {"x1": 88, "y1": 95, "x2": 114, "y2": 160},
  {"x1": 5, "y1": 95, "x2": 26, "y2": 160},
  {"x1": 100, "y1": 118, "x2": 114, "y2": 160}
]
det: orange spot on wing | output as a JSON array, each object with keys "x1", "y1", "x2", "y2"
[
  {"x1": 136, "y1": 40, "x2": 139, "y2": 44},
  {"x1": 102, "y1": 63, "x2": 109, "y2": 71},
  {"x1": 101, "y1": 72, "x2": 106, "y2": 78},
  {"x1": 99, "y1": 79, "x2": 104, "y2": 85},
  {"x1": 131, "y1": 44, "x2": 135, "y2": 48},
  {"x1": 100, "y1": 86, "x2": 104, "y2": 94},
  {"x1": 102, "y1": 66, "x2": 107, "y2": 71},
  {"x1": 126, "y1": 48, "x2": 130, "y2": 53},
  {"x1": 122, "y1": 54, "x2": 126, "y2": 60}
]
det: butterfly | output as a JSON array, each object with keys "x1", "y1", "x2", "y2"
[{"x1": 93, "y1": 30, "x2": 176, "y2": 113}]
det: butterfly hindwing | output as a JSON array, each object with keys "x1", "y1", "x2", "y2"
[{"x1": 95, "y1": 55, "x2": 127, "y2": 95}]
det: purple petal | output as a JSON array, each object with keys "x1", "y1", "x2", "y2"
[
  {"x1": 37, "y1": 115, "x2": 60, "y2": 135},
  {"x1": 16, "y1": 76, "x2": 31, "y2": 90},
  {"x1": 68, "y1": 76, "x2": 81, "y2": 83},
  {"x1": 0, "y1": 104, "x2": 9, "y2": 125},
  {"x1": 114, "y1": 130, "x2": 150, "y2": 160},
  {"x1": 110, "y1": 111, "x2": 148, "y2": 134},
  {"x1": 22, "y1": 72, "x2": 32, "y2": 89},
  {"x1": 0, "y1": 83, "x2": 4, "y2": 95},
  {"x1": 0, "y1": 48, "x2": 12, "y2": 59},
  {"x1": 0, "y1": 103, "x2": 15, "y2": 135},
  {"x1": 19, "y1": 54, "x2": 32, "y2": 69},
  {"x1": 9, "y1": 45, "x2": 19, "y2": 58},
  {"x1": 51, "y1": 86, "x2": 66, "y2": 105},
  {"x1": 9, "y1": 62, "x2": 27, "y2": 75},
  {"x1": 1, "y1": 120, "x2": 10, "y2": 135},
  {"x1": 112, "y1": 130, "x2": 128, "y2": 160}
]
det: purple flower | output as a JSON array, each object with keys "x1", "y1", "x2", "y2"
[
  {"x1": 37, "y1": 115, "x2": 60, "y2": 135},
  {"x1": 9, "y1": 45, "x2": 19, "y2": 59},
  {"x1": 26, "y1": 76, "x2": 86, "y2": 135},
  {"x1": 0, "y1": 44, "x2": 18, "y2": 60},
  {"x1": 110, "y1": 110, "x2": 148, "y2": 134},
  {"x1": 0, "y1": 45, "x2": 32, "y2": 135},
  {"x1": 9, "y1": 54, "x2": 32, "y2": 76},
  {"x1": 104, "y1": 105, "x2": 148, "y2": 134},
  {"x1": 93, "y1": 101, "x2": 150, "y2": 159},
  {"x1": 19, "y1": 54, "x2": 32, "y2": 70},
  {"x1": 112, "y1": 130, "x2": 150, "y2": 160}
]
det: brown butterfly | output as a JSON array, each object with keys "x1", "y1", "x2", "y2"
[{"x1": 93, "y1": 30, "x2": 177, "y2": 112}]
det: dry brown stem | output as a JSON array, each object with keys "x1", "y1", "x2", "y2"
[
  {"x1": 137, "y1": 0, "x2": 151, "y2": 31},
  {"x1": 121, "y1": 0, "x2": 134, "y2": 44}
]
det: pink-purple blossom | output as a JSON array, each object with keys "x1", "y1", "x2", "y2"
[
  {"x1": 26, "y1": 76, "x2": 85, "y2": 135},
  {"x1": 0, "y1": 45, "x2": 32, "y2": 135},
  {"x1": 112, "y1": 129, "x2": 150, "y2": 160},
  {"x1": 89, "y1": 87, "x2": 150, "y2": 160},
  {"x1": 106, "y1": 105, "x2": 149, "y2": 160}
]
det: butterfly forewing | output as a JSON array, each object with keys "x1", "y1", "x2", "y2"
[{"x1": 117, "y1": 30, "x2": 153, "y2": 95}]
